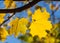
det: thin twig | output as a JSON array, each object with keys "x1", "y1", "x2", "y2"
[{"x1": 0, "y1": 13, "x2": 15, "y2": 26}]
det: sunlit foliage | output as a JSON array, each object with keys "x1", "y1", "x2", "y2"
[
  {"x1": 29, "y1": 8, "x2": 52, "y2": 38},
  {"x1": 0, "y1": 27, "x2": 9, "y2": 42},
  {"x1": 0, "y1": 0, "x2": 60, "y2": 43}
]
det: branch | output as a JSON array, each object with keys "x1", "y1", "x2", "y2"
[
  {"x1": 0, "y1": 0, "x2": 41, "y2": 26},
  {"x1": 0, "y1": 13, "x2": 15, "y2": 26},
  {"x1": 0, "y1": 0, "x2": 41, "y2": 13}
]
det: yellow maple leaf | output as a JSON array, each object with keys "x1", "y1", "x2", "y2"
[
  {"x1": 4, "y1": 0, "x2": 11, "y2": 8},
  {"x1": 8, "y1": 18, "x2": 28, "y2": 37},
  {"x1": 8, "y1": 18, "x2": 19, "y2": 35},
  {"x1": 29, "y1": 8, "x2": 52, "y2": 38},
  {"x1": 0, "y1": 28, "x2": 9, "y2": 42},
  {"x1": 18, "y1": 18, "x2": 28, "y2": 34},
  {"x1": 4, "y1": 0, "x2": 16, "y2": 8},
  {"x1": 0, "y1": 13, "x2": 6, "y2": 23}
]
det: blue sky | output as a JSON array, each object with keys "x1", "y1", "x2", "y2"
[{"x1": 0, "y1": 1, "x2": 60, "y2": 43}]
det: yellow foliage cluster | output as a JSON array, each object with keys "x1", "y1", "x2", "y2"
[
  {"x1": 0, "y1": 0, "x2": 54, "y2": 42},
  {"x1": 4, "y1": 0, "x2": 16, "y2": 8},
  {"x1": 45, "y1": 36, "x2": 55, "y2": 43},
  {"x1": 0, "y1": 28, "x2": 9, "y2": 42},
  {"x1": 8, "y1": 18, "x2": 28, "y2": 37},
  {"x1": 0, "y1": 13, "x2": 6, "y2": 23},
  {"x1": 29, "y1": 8, "x2": 52, "y2": 38}
]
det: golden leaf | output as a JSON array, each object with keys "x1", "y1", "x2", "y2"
[
  {"x1": 0, "y1": 13, "x2": 6, "y2": 23},
  {"x1": 0, "y1": 28, "x2": 9, "y2": 41},
  {"x1": 29, "y1": 8, "x2": 52, "y2": 38},
  {"x1": 8, "y1": 18, "x2": 28, "y2": 37}
]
